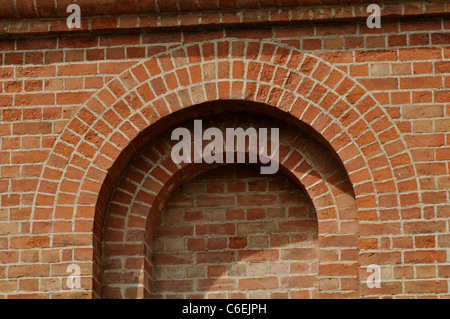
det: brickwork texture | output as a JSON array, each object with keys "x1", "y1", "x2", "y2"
[{"x1": 0, "y1": 0, "x2": 449, "y2": 299}]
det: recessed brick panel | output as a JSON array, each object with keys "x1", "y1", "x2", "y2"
[{"x1": 152, "y1": 165, "x2": 319, "y2": 299}]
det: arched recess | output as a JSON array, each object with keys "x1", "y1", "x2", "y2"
[
  {"x1": 30, "y1": 39, "x2": 420, "y2": 298},
  {"x1": 101, "y1": 111, "x2": 358, "y2": 299},
  {"x1": 153, "y1": 164, "x2": 320, "y2": 299}
]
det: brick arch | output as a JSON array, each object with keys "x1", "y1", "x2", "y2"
[
  {"x1": 30, "y1": 39, "x2": 419, "y2": 298},
  {"x1": 101, "y1": 112, "x2": 358, "y2": 299}
]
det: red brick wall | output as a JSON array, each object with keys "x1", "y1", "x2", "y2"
[
  {"x1": 0, "y1": 1, "x2": 449, "y2": 299},
  {"x1": 152, "y1": 165, "x2": 318, "y2": 299}
]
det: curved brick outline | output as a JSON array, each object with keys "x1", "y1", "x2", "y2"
[
  {"x1": 31, "y1": 39, "x2": 420, "y2": 298},
  {"x1": 101, "y1": 114, "x2": 358, "y2": 299}
]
